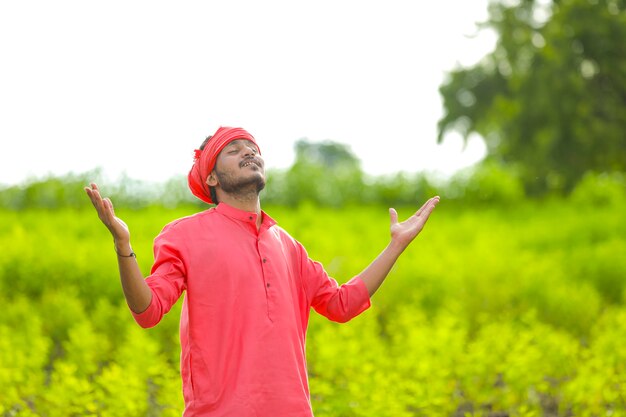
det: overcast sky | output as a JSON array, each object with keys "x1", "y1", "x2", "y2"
[{"x1": 0, "y1": 0, "x2": 496, "y2": 186}]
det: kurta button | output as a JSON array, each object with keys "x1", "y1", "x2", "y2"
[
  {"x1": 249, "y1": 216, "x2": 253, "y2": 220},
  {"x1": 266, "y1": 283, "x2": 270, "y2": 288},
  {"x1": 262, "y1": 258, "x2": 267, "y2": 263}
]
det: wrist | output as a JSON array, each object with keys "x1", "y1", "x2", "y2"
[
  {"x1": 114, "y1": 240, "x2": 134, "y2": 257},
  {"x1": 114, "y1": 237, "x2": 130, "y2": 246},
  {"x1": 387, "y1": 239, "x2": 407, "y2": 256}
]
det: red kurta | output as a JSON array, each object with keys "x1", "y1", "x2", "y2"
[{"x1": 131, "y1": 203, "x2": 371, "y2": 416}]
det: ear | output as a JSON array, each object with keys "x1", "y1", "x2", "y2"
[{"x1": 206, "y1": 171, "x2": 218, "y2": 187}]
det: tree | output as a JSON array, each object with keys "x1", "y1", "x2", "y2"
[
  {"x1": 438, "y1": 0, "x2": 626, "y2": 195},
  {"x1": 283, "y1": 139, "x2": 365, "y2": 206}
]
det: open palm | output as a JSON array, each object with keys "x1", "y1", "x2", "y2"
[
  {"x1": 389, "y1": 196, "x2": 440, "y2": 248},
  {"x1": 84, "y1": 183, "x2": 130, "y2": 243}
]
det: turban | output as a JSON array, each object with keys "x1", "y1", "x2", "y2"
[{"x1": 188, "y1": 126, "x2": 260, "y2": 204}]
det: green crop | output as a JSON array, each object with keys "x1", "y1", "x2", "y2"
[{"x1": 1, "y1": 198, "x2": 625, "y2": 416}]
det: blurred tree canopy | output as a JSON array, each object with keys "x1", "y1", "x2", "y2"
[
  {"x1": 438, "y1": 0, "x2": 626, "y2": 195},
  {"x1": 0, "y1": 139, "x2": 439, "y2": 210},
  {"x1": 2, "y1": 145, "x2": 625, "y2": 210},
  {"x1": 284, "y1": 139, "x2": 365, "y2": 206}
]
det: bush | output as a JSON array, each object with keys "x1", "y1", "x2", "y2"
[
  {"x1": 569, "y1": 171, "x2": 626, "y2": 206},
  {"x1": 444, "y1": 161, "x2": 525, "y2": 204},
  {"x1": 2, "y1": 196, "x2": 626, "y2": 415}
]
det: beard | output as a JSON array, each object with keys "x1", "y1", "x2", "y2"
[{"x1": 215, "y1": 169, "x2": 266, "y2": 198}]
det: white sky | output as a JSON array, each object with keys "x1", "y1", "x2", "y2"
[{"x1": 0, "y1": 0, "x2": 496, "y2": 186}]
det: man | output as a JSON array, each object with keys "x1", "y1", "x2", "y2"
[{"x1": 84, "y1": 126, "x2": 439, "y2": 416}]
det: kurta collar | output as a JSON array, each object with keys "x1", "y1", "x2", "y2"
[{"x1": 215, "y1": 202, "x2": 277, "y2": 230}]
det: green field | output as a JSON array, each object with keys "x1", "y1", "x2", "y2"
[{"x1": 2, "y1": 198, "x2": 626, "y2": 416}]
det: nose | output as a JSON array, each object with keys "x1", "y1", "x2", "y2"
[{"x1": 243, "y1": 145, "x2": 257, "y2": 157}]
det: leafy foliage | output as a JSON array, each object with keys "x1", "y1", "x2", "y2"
[
  {"x1": 2, "y1": 196, "x2": 626, "y2": 416},
  {"x1": 0, "y1": 160, "x2": 529, "y2": 212},
  {"x1": 438, "y1": 0, "x2": 626, "y2": 195}
]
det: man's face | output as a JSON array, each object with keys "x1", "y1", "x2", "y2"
[{"x1": 209, "y1": 139, "x2": 266, "y2": 195}]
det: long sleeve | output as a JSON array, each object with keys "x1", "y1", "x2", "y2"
[
  {"x1": 131, "y1": 228, "x2": 187, "y2": 328},
  {"x1": 298, "y1": 242, "x2": 371, "y2": 323}
]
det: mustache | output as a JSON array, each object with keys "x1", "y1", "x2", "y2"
[{"x1": 240, "y1": 157, "x2": 263, "y2": 168}]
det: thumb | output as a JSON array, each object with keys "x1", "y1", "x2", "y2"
[{"x1": 389, "y1": 207, "x2": 398, "y2": 225}]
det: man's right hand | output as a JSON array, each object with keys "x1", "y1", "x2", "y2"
[
  {"x1": 84, "y1": 183, "x2": 131, "y2": 246},
  {"x1": 85, "y1": 182, "x2": 151, "y2": 313}
]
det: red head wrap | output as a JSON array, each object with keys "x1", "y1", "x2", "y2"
[{"x1": 187, "y1": 126, "x2": 260, "y2": 204}]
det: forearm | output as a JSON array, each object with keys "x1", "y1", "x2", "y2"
[
  {"x1": 115, "y1": 240, "x2": 152, "y2": 313},
  {"x1": 358, "y1": 240, "x2": 406, "y2": 297}
]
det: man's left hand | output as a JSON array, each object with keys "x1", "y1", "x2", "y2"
[{"x1": 389, "y1": 196, "x2": 440, "y2": 248}]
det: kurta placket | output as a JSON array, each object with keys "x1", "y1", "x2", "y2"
[{"x1": 250, "y1": 213, "x2": 277, "y2": 322}]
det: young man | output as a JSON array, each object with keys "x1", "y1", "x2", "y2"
[{"x1": 84, "y1": 126, "x2": 439, "y2": 416}]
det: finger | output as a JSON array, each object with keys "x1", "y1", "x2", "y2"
[
  {"x1": 416, "y1": 196, "x2": 440, "y2": 217},
  {"x1": 85, "y1": 183, "x2": 98, "y2": 194},
  {"x1": 90, "y1": 188, "x2": 105, "y2": 211},
  {"x1": 419, "y1": 197, "x2": 440, "y2": 220},
  {"x1": 89, "y1": 183, "x2": 102, "y2": 201},
  {"x1": 97, "y1": 199, "x2": 117, "y2": 229},
  {"x1": 389, "y1": 207, "x2": 398, "y2": 225},
  {"x1": 102, "y1": 198, "x2": 116, "y2": 220},
  {"x1": 414, "y1": 198, "x2": 433, "y2": 217},
  {"x1": 84, "y1": 186, "x2": 100, "y2": 208},
  {"x1": 427, "y1": 196, "x2": 440, "y2": 211}
]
